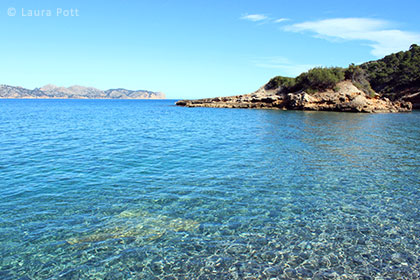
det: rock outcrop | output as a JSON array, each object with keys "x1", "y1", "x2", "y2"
[
  {"x1": 176, "y1": 81, "x2": 412, "y2": 113},
  {"x1": 402, "y1": 92, "x2": 420, "y2": 109},
  {"x1": 0, "y1": 84, "x2": 165, "y2": 99}
]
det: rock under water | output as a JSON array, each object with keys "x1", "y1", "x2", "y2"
[{"x1": 67, "y1": 209, "x2": 199, "y2": 245}]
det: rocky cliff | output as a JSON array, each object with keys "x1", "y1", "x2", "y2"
[
  {"x1": 176, "y1": 81, "x2": 412, "y2": 113},
  {"x1": 0, "y1": 84, "x2": 165, "y2": 99}
]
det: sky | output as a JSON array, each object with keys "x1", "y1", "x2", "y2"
[{"x1": 1, "y1": 0, "x2": 419, "y2": 99}]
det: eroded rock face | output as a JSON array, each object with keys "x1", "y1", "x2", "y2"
[
  {"x1": 176, "y1": 81, "x2": 412, "y2": 113},
  {"x1": 402, "y1": 92, "x2": 420, "y2": 109}
]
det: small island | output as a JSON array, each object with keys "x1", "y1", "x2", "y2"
[{"x1": 177, "y1": 45, "x2": 420, "y2": 113}]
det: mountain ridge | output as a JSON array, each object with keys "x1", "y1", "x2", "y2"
[{"x1": 0, "y1": 84, "x2": 165, "y2": 99}]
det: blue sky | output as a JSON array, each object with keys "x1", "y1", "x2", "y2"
[{"x1": 1, "y1": 0, "x2": 419, "y2": 99}]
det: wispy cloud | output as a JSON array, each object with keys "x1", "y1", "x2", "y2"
[
  {"x1": 284, "y1": 18, "x2": 420, "y2": 57},
  {"x1": 274, "y1": 18, "x2": 289, "y2": 23},
  {"x1": 253, "y1": 57, "x2": 317, "y2": 77},
  {"x1": 240, "y1": 14, "x2": 289, "y2": 24},
  {"x1": 240, "y1": 14, "x2": 268, "y2": 22}
]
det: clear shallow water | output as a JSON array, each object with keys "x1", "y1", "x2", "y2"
[{"x1": 0, "y1": 99, "x2": 419, "y2": 280}]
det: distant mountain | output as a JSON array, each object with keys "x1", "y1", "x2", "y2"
[{"x1": 0, "y1": 84, "x2": 165, "y2": 99}]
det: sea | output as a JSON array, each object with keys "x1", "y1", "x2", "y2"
[{"x1": 0, "y1": 99, "x2": 419, "y2": 279}]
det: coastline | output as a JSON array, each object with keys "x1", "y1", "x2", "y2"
[{"x1": 176, "y1": 81, "x2": 413, "y2": 113}]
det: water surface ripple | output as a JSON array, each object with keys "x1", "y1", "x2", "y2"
[{"x1": 0, "y1": 100, "x2": 419, "y2": 279}]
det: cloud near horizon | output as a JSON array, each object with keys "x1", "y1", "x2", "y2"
[{"x1": 284, "y1": 18, "x2": 420, "y2": 57}]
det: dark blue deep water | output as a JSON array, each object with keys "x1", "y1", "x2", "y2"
[{"x1": 0, "y1": 99, "x2": 419, "y2": 279}]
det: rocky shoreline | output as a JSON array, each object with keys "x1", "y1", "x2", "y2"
[{"x1": 176, "y1": 81, "x2": 413, "y2": 113}]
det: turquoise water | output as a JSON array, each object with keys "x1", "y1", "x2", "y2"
[{"x1": 0, "y1": 99, "x2": 419, "y2": 279}]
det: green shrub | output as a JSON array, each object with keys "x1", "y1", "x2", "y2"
[
  {"x1": 345, "y1": 63, "x2": 377, "y2": 97},
  {"x1": 294, "y1": 67, "x2": 345, "y2": 92},
  {"x1": 353, "y1": 81, "x2": 375, "y2": 97},
  {"x1": 266, "y1": 76, "x2": 296, "y2": 90}
]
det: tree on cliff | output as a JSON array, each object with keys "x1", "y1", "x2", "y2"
[{"x1": 361, "y1": 44, "x2": 420, "y2": 96}]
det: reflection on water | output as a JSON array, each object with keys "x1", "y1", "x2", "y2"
[{"x1": 0, "y1": 100, "x2": 419, "y2": 279}]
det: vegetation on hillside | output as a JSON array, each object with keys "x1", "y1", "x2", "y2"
[
  {"x1": 266, "y1": 76, "x2": 296, "y2": 90},
  {"x1": 268, "y1": 44, "x2": 420, "y2": 98},
  {"x1": 360, "y1": 44, "x2": 420, "y2": 98},
  {"x1": 345, "y1": 64, "x2": 376, "y2": 97},
  {"x1": 268, "y1": 67, "x2": 345, "y2": 93},
  {"x1": 294, "y1": 67, "x2": 345, "y2": 92}
]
